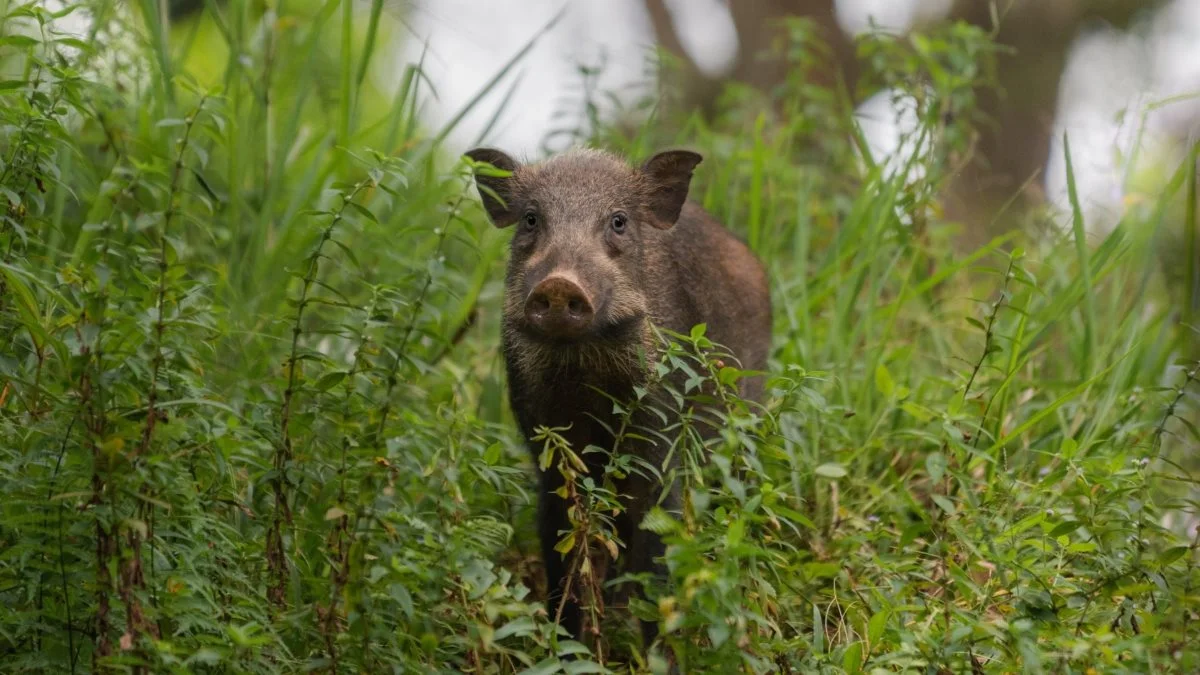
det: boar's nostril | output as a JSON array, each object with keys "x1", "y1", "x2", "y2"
[
  {"x1": 528, "y1": 295, "x2": 551, "y2": 315},
  {"x1": 524, "y1": 275, "x2": 594, "y2": 339}
]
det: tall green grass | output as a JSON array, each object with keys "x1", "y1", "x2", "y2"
[{"x1": 0, "y1": 2, "x2": 1197, "y2": 673}]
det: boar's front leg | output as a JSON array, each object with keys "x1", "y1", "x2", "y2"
[
  {"x1": 617, "y1": 469, "x2": 681, "y2": 650},
  {"x1": 538, "y1": 465, "x2": 583, "y2": 641}
]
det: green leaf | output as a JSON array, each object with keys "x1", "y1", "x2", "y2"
[
  {"x1": 192, "y1": 168, "x2": 221, "y2": 202},
  {"x1": 931, "y1": 495, "x2": 955, "y2": 515},
  {"x1": 769, "y1": 505, "x2": 817, "y2": 530},
  {"x1": 52, "y1": 36, "x2": 92, "y2": 50},
  {"x1": 627, "y1": 597, "x2": 659, "y2": 622},
  {"x1": 314, "y1": 370, "x2": 347, "y2": 391},
  {"x1": 842, "y1": 641, "x2": 864, "y2": 674},
  {"x1": 184, "y1": 648, "x2": 223, "y2": 666},
  {"x1": 925, "y1": 452, "x2": 946, "y2": 483},
  {"x1": 802, "y1": 562, "x2": 841, "y2": 579},
  {"x1": 461, "y1": 559, "x2": 497, "y2": 599},
  {"x1": 726, "y1": 517, "x2": 745, "y2": 546},
  {"x1": 555, "y1": 641, "x2": 592, "y2": 656},
  {"x1": 708, "y1": 621, "x2": 730, "y2": 647},
  {"x1": 1063, "y1": 132, "x2": 1097, "y2": 375},
  {"x1": 0, "y1": 35, "x2": 39, "y2": 48},
  {"x1": 1048, "y1": 520, "x2": 1081, "y2": 538},
  {"x1": 874, "y1": 363, "x2": 895, "y2": 396},
  {"x1": 554, "y1": 532, "x2": 576, "y2": 555},
  {"x1": 717, "y1": 366, "x2": 743, "y2": 386},
  {"x1": 347, "y1": 201, "x2": 379, "y2": 224},
  {"x1": 815, "y1": 463, "x2": 847, "y2": 479},
  {"x1": 562, "y1": 662, "x2": 605, "y2": 675},
  {"x1": 483, "y1": 442, "x2": 503, "y2": 465},
  {"x1": 640, "y1": 508, "x2": 679, "y2": 535},
  {"x1": 493, "y1": 616, "x2": 537, "y2": 642},
  {"x1": 867, "y1": 609, "x2": 888, "y2": 646},
  {"x1": 1159, "y1": 546, "x2": 1190, "y2": 566},
  {"x1": 901, "y1": 402, "x2": 934, "y2": 422}
]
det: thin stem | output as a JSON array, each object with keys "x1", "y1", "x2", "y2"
[
  {"x1": 269, "y1": 175, "x2": 374, "y2": 607},
  {"x1": 963, "y1": 254, "x2": 1016, "y2": 407},
  {"x1": 139, "y1": 96, "x2": 208, "y2": 457},
  {"x1": 1151, "y1": 361, "x2": 1199, "y2": 459},
  {"x1": 373, "y1": 193, "x2": 465, "y2": 442}
]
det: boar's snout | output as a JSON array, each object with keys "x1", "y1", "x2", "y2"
[{"x1": 524, "y1": 275, "x2": 594, "y2": 340}]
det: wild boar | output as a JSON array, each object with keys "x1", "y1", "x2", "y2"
[{"x1": 465, "y1": 145, "x2": 771, "y2": 648}]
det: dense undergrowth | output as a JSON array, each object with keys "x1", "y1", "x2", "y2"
[{"x1": 1, "y1": 1, "x2": 1199, "y2": 673}]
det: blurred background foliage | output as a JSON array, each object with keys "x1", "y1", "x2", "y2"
[{"x1": 0, "y1": 0, "x2": 1198, "y2": 673}]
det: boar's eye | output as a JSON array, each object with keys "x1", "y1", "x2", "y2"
[
  {"x1": 610, "y1": 212, "x2": 628, "y2": 235},
  {"x1": 522, "y1": 211, "x2": 538, "y2": 232}
]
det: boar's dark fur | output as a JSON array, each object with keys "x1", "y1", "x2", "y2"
[{"x1": 465, "y1": 146, "x2": 771, "y2": 649}]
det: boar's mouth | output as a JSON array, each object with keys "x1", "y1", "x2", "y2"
[
  {"x1": 589, "y1": 312, "x2": 647, "y2": 344},
  {"x1": 515, "y1": 311, "x2": 646, "y2": 347}
]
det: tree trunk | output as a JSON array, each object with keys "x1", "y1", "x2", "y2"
[
  {"x1": 646, "y1": 0, "x2": 1159, "y2": 238},
  {"x1": 645, "y1": 0, "x2": 860, "y2": 114},
  {"x1": 944, "y1": 0, "x2": 1153, "y2": 237}
]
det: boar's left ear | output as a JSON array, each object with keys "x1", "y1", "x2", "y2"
[
  {"x1": 640, "y1": 149, "x2": 702, "y2": 229},
  {"x1": 464, "y1": 147, "x2": 521, "y2": 228}
]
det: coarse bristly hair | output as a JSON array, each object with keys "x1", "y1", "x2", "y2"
[
  {"x1": 467, "y1": 140, "x2": 772, "y2": 650},
  {"x1": 498, "y1": 146, "x2": 664, "y2": 385}
]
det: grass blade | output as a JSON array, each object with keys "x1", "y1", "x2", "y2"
[{"x1": 1063, "y1": 132, "x2": 1097, "y2": 377}]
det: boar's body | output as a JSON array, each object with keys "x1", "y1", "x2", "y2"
[{"x1": 466, "y1": 146, "x2": 771, "y2": 648}]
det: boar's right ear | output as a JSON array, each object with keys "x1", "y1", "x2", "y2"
[
  {"x1": 640, "y1": 150, "x2": 702, "y2": 229},
  {"x1": 464, "y1": 147, "x2": 521, "y2": 228}
]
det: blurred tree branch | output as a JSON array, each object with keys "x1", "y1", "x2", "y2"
[
  {"x1": 646, "y1": 0, "x2": 1160, "y2": 235},
  {"x1": 645, "y1": 0, "x2": 859, "y2": 116},
  {"x1": 943, "y1": 0, "x2": 1152, "y2": 230}
]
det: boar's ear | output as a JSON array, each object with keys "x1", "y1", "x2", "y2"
[
  {"x1": 464, "y1": 147, "x2": 521, "y2": 228},
  {"x1": 640, "y1": 149, "x2": 702, "y2": 229}
]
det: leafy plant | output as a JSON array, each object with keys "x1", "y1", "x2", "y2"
[{"x1": 0, "y1": 2, "x2": 1196, "y2": 673}]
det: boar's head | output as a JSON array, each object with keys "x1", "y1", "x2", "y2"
[{"x1": 465, "y1": 147, "x2": 701, "y2": 375}]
